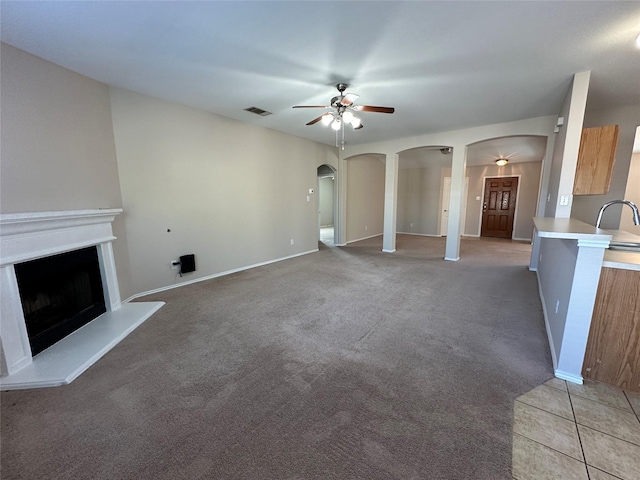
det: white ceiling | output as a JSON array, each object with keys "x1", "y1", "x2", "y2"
[{"x1": 1, "y1": 1, "x2": 639, "y2": 149}]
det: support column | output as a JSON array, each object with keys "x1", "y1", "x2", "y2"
[
  {"x1": 382, "y1": 153, "x2": 399, "y2": 252},
  {"x1": 335, "y1": 155, "x2": 348, "y2": 246},
  {"x1": 445, "y1": 146, "x2": 466, "y2": 261},
  {"x1": 556, "y1": 240, "x2": 607, "y2": 383}
]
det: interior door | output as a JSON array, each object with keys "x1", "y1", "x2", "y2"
[{"x1": 481, "y1": 177, "x2": 518, "y2": 239}]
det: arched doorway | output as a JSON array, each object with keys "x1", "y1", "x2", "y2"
[
  {"x1": 466, "y1": 135, "x2": 547, "y2": 241},
  {"x1": 317, "y1": 164, "x2": 337, "y2": 246}
]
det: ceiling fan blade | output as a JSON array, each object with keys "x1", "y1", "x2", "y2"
[
  {"x1": 292, "y1": 105, "x2": 331, "y2": 109},
  {"x1": 354, "y1": 105, "x2": 395, "y2": 114},
  {"x1": 339, "y1": 93, "x2": 359, "y2": 107},
  {"x1": 354, "y1": 123, "x2": 364, "y2": 130},
  {"x1": 306, "y1": 115, "x2": 325, "y2": 126}
]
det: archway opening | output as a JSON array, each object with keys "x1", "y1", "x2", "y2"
[{"x1": 317, "y1": 164, "x2": 337, "y2": 246}]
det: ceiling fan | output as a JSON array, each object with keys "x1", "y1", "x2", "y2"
[{"x1": 293, "y1": 83, "x2": 394, "y2": 148}]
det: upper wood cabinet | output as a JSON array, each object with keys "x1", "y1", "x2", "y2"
[{"x1": 573, "y1": 125, "x2": 619, "y2": 195}]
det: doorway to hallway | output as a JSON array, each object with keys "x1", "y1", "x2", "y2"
[{"x1": 317, "y1": 164, "x2": 336, "y2": 246}]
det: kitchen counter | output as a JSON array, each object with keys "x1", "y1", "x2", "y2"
[
  {"x1": 603, "y1": 250, "x2": 640, "y2": 271},
  {"x1": 533, "y1": 217, "x2": 640, "y2": 271},
  {"x1": 600, "y1": 228, "x2": 640, "y2": 270},
  {"x1": 530, "y1": 217, "x2": 639, "y2": 385},
  {"x1": 532, "y1": 217, "x2": 613, "y2": 241}
]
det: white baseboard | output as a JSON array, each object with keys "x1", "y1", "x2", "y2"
[
  {"x1": 444, "y1": 257, "x2": 460, "y2": 261},
  {"x1": 397, "y1": 232, "x2": 441, "y2": 237},
  {"x1": 536, "y1": 270, "x2": 559, "y2": 372},
  {"x1": 346, "y1": 233, "x2": 383, "y2": 244},
  {"x1": 513, "y1": 237, "x2": 533, "y2": 242},
  {"x1": 382, "y1": 249, "x2": 396, "y2": 253},
  {"x1": 461, "y1": 234, "x2": 480, "y2": 238},
  {"x1": 554, "y1": 370, "x2": 583, "y2": 385},
  {"x1": 125, "y1": 249, "x2": 319, "y2": 302}
]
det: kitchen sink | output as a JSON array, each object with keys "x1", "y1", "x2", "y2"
[{"x1": 608, "y1": 241, "x2": 640, "y2": 252}]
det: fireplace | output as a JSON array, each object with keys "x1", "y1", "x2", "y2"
[
  {"x1": 0, "y1": 209, "x2": 164, "y2": 389},
  {"x1": 16, "y1": 246, "x2": 107, "y2": 356}
]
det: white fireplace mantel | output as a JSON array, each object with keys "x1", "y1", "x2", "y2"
[{"x1": 0, "y1": 209, "x2": 163, "y2": 389}]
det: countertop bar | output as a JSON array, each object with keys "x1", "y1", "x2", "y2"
[
  {"x1": 533, "y1": 217, "x2": 640, "y2": 270},
  {"x1": 533, "y1": 217, "x2": 613, "y2": 241}
]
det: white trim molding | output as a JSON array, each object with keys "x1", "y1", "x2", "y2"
[
  {"x1": 126, "y1": 249, "x2": 319, "y2": 302},
  {"x1": 0, "y1": 209, "x2": 162, "y2": 388}
]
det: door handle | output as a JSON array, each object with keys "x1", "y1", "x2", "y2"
[{"x1": 483, "y1": 202, "x2": 487, "y2": 212}]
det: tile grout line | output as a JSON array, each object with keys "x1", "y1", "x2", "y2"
[
  {"x1": 514, "y1": 398, "x2": 575, "y2": 422},
  {"x1": 567, "y1": 390, "x2": 591, "y2": 480},
  {"x1": 623, "y1": 390, "x2": 640, "y2": 421},
  {"x1": 512, "y1": 432, "x2": 587, "y2": 465},
  {"x1": 569, "y1": 388, "x2": 640, "y2": 448},
  {"x1": 568, "y1": 389, "x2": 636, "y2": 415},
  {"x1": 573, "y1": 420, "x2": 640, "y2": 448}
]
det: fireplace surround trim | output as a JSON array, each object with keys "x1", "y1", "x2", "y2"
[{"x1": 0, "y1": 209, "x2": 124, "y2": 377}]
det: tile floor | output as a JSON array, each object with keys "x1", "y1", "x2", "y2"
[{"x1": 512, "y1": 378, "x2": 640, "y2": 480}]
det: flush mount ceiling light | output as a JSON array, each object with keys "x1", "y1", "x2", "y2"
[
  {"x1": 495, "y1": 158, "x2": 509, "y2": 166},
  {"x1": 293, "y1": 83, "x2": 394, "y2": 150}
]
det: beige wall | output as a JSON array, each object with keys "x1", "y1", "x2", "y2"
[
  {"x1": 345, "y1": 155, "x2": 385, "y2": 242},
  {"x1": 319, "y1": 177, "x2": 334, "y2": 226},
  {"x1": 0, "y1": 43, "x2": 122, "y2": 212},
  {"x1": 0, "y1": 43, "x2": 133, "y2": 297},
  {"x1": 571, "y1": 104, "x2": 640, "y2": 230},
  {"x1": 110, "y1": 88, "x2": 337, "y2": 295},
  {"x1": 464, "y1": 161, "x2": 542, "y2": 240},
  {"x1": 397, "y1": 166, "x2": 443, "y2": 235},
  {"x1": 621, "y1": 151, "x2": 640, "y2": 234}
]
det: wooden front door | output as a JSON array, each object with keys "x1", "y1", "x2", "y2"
[{"x1": 481, "y1": 177, "x2": 518, "y2": 239}]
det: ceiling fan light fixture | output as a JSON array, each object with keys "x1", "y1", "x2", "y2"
[
  {"x1": 331, "y1": 118, "x2": 342, "y2": 131},
  {"x1": 350, "y1": 116, "x2": 362, "y2": 128},
  {"x1": 321, "y1": 113, "x2": 333, "y2": 126},
  {"x1": 495, "y1": 158, "x2": 508, "y2": 166},
  {"x1": 342, "y1": 111, "x2": 354, "y2": 123}
]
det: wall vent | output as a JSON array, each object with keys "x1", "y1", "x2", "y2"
[{"x1": 244, "y1": 106, "x2": 272, "y2": 116}]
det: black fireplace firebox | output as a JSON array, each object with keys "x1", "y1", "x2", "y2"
[{"x1": 15, "y1": 246, "x2": 107, "y2": 356}]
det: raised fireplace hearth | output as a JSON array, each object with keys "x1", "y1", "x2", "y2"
[{"x1": 0, "y1": 209, "x2": 163, "y2": 389}]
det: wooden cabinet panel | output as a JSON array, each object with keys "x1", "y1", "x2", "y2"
[
  {"x1": 583, "y1": 267, "x2": 640, "y2": 392},
  {"x1": 573, "y1": 125, "x2": 619, "y2": 195}
]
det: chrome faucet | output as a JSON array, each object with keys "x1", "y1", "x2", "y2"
[{"x1": 595, "y1": 200, "x2": 640, "y2": 228}]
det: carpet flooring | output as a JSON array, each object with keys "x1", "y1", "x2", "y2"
[{"x1": 1, "y1": 235, "x2": 553, "y2": 479}]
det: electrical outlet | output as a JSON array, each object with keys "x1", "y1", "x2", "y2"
[
  {"x1": 410, "y1": 223, "x2": 413, "y2": 227},
  {"x1": 365, "y1": 226, "x2": 368, "y2": 231},
  {"x1": 290, "y1": 239, "x2": 294, "y2": 246}
]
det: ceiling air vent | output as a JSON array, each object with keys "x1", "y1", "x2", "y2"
[{"x1": 244, "y1": 107, "x2": 272, "y2": 116}]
